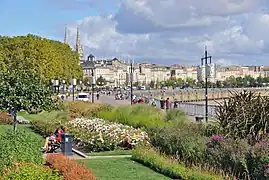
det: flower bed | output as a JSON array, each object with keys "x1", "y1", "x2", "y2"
[
  {"x1": 69, "y1": 118, "x2": 149, "y2": 151},
  {"x1": 0, "y1": 112, "x2": 13, "y2": 124},
  {"x1": 4, "y1": 162, "x2": 62, "y2": 180},
  {"x1": 46, "y1": 154, "x2": 95, "y2": 180}
]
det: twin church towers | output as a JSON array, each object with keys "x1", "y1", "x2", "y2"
[{"x1": 63, "y1": 24, "x2": 84, "y2": 60}]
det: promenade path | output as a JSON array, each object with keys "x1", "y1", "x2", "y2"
[{"x1": 96, "y1": 95, "x2": 131, "y2": 106}]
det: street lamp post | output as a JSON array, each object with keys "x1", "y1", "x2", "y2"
[
  {"x1": 62, "y1": 80, "x2": 66, "y2": 94},
  {"x1": 90, "y1": 69, "x2": 96, "y2": 103},
  {"x1": 71, "y1": 75, "x2": 76, "y2": 101},
  {"x1": 79, "y1": 80, "x2": 83, "y2": 92},
  {"x1": 130, "y1": 60, "x2": 135, "y2": 105},
  {"x1": 201, "y1": 46, "x2": 212, "y2": 123},
  {"x1": 56, "y1": 80, "x2": 60, "y2": 94},
  {"x1": 8, "y1": 107, "x2": 17, "y2": 132},
  {"x1": 52, "y1": 79, "x2": 59, "y2": 94}
]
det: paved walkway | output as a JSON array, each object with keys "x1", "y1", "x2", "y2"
[
  {"x1": 43, "y1": 153, "x2": 131, "y2": 160},
  {"x1": 96, "y1": 95, "x2": 131, "y2": 106}
]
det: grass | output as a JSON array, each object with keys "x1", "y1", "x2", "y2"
[
  {"x1": 79, "y1": 157, "x2": 170, "y2": 180},
  {"x1": 0, "y1": 124, "x2": 44, "y2": 144},
  {"x1": 18, "y1": 110, "x2": 68, "y2": 123},
  {"x1": 0, "y1": 124, "x2": 36, "y2": 135},
  {"x1": 87, "y1": 150, "x2": 132, "y2": 156}
]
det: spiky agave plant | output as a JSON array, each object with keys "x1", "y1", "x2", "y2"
[{"x1": 215, "y1": 90, "x2": 269, "y2": 143}]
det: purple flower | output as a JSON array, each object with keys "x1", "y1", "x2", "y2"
[{"x1": 264, "y1": 164, "x2": 269, "y2": 177}]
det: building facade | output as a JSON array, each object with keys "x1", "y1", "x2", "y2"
[{"x1": 63, "y1": 25, "x2": 267, "y2": 86}]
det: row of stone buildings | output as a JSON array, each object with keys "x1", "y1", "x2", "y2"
[
  {"x1": 81, "y1": 55, "x2": 268, "y2": 87},
  {"x1": 65, "y1": 25, "x2": 268, "y2": 87}
]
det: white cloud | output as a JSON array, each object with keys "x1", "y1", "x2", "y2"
[{"x1": 65, "y1": 0, "x2": 269, "y2": 65}]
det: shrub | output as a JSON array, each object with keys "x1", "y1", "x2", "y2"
[
  {"x1": 97, "y1": 104, "x2": 166, "y2": 129},
  {"x1": 148, "y1": 125, "x2": 207, "y2": 165},
  {"x1": 205, "y1": 136, "x2": 250, "y2": 178},
  {"x1": 132, "y1": 145, "x2": 224, "y2": 180},
  {"x1": 69, "y1": 117, "x2": 149, "y2": 151},
  {"x1": 165, "y1": 109, "x2": 187, "y2": 123},
  {"x1": 247, "y1": 141, "x2": 269, "y2": 180},
  {"x1": 0, "y1": 129, "x2": 44, "y2": 174},
  {"x1": 31, "y1": 119, "x2": 61, "y2": 137},
  {"x1": 4, "y1": 162, "x2": 62, "y2": 180},
  {"x1": 216, "y1": 90, "x2": 269, "y2": 143},
  {"x1": 0, "y1": 112, "x2": 13, "y2": 124},
  {"x1": 30, "y1": 111, "x2": 69, "y2": 137},
  {"x1": 65, "y1": 101, "x2": 112, "y2": 119},
  {"x1": 46, "y1": 154, "x2": 95, "y2": 180}
]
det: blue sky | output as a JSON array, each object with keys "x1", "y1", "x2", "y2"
[
  {"x1": 1, "y1": 0, "x2": 269, "y2": 65},
  {"x1": 0, "y1": 0, "x2": 116, "y2": 40}
]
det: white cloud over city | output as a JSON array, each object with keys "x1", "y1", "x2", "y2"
[{"x1": 64, "y1": 0, "x2": 269, "y2": 65}]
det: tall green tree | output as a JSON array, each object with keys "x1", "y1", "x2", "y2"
[
  {"x1": 185, "y1": 77, "x2": 196, "y2": 87},
  {"x1": 0, "y1": 70, "x2": 58, "y2": 112},
  {"x1": 0, "y1": 34, "x2": 82, "y2": 82}
]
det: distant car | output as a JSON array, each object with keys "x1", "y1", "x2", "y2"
[
  {"x1": 140, "y1": 86, "x2": 146, "y2": 90},
  {"x1": 77, "y1": 93, "x2": 89, "y2": 101}
]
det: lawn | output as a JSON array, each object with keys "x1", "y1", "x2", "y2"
[
  {"x1": 79, "y1": 158, "x2": 170, "y2": 180},
  {"x1": 0, "y1": 124, "x2": 44, "y2": 142},
  {"x1": 87, "y1": 150, "x2": 132, "y2": 156},
  {"x1": 0, "y1": 124, "x2": 31, "y2": 134},
  {"x1": 18, "y1": 110, "x2": 68, "y2": 122}
]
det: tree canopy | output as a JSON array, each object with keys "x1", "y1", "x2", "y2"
[
  {"x1": 161, "y1": 75, "x2": 269, "y2": 88},
  {"x1": 0, "y1": 34, "x2": 82, "y2": 83},
  {"x1": 0, "y1": 70, "x2": 59, "y2": 112}
]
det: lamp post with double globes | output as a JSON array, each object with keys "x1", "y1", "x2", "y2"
[
  {"x1": 52, "y1": 79, "x2": 60, "y2": 94},
  {"x1": 71, "y1": 75, "x2": 77, "y2": 101}
]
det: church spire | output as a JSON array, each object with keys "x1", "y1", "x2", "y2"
[
  {"x1": 75, "y1": 26, "x2": 80, "y2": 52},
  {"x1": 75, "y1": 26, "x2": 84, "y2": 60},
  {"x1": 64, "y1": 24, "x2": 68, "y2": 44}
]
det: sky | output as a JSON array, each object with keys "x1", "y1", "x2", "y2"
[{"x1": 1, "y1": 0, "x2": 269, "y2": 66}]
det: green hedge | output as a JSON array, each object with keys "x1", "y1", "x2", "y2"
[
  {"x1": 147, "y1": 124, "x2": 207, "y2": 165},
  {"x1": 132, "y1": 145, "x2": 224, "y2": 180},
  {"x1": 0, "y1": 129, "x2": 44, "y2": 174},
  {"x1": 97, "y1": 104, "x2": 188, "y2": 129},
  {"x1": 4, "y1": 163, "x2": 62, "y2": 180}
]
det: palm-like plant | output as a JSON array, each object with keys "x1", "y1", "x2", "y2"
[{"x1": 215, "y1": 90, "x2": 269, "y2": 143}]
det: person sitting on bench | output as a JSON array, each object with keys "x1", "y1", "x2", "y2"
[
  {"x1": 43, "y1": 126, "x2": 65, "y2": 152},
  {"x1": 55, "y1": 126, "x2": 65, "y2": 143}
]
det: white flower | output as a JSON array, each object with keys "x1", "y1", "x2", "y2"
[{"x1": 69, "y1": 117, "x2": 149, "y2": 148}]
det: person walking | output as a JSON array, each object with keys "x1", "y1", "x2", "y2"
[
  {"x1": 160, "y1": 97, "x2": 165, "y2": 109},
  {"x1": 165, "y1": 97, "x2": 170, "y2": 110}
]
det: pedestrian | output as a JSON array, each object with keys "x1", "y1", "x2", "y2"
[
  {"x1": 96, "y1": 93, "x2": 100, "y2": 100},
  {"x1": 160, "y1": 97, "x2": 165, "y2": 109},
  {"x1": 173, "y1": 101, "x2": 178, "y2": 108},
  {"x1": 165, "y1": 98, "x2": 170, "y2": 110},
  {"x1": 151, "y1": 98, "x2": 156, "y2": 107}
]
